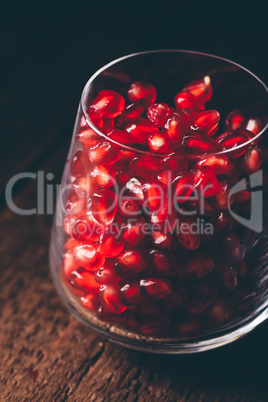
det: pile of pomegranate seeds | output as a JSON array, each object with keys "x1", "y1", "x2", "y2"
[{"x1": 62, "y1": 76, "x2": 267, "y2": 339}]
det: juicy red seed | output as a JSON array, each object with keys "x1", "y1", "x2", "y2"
[
  {"x1": 212, "y1": 180, "x2": 231, "y2": 210},
  {"x1": 223, "y1": 231, "x2": 247, "y2": 261},
  {"x1": 150, "y1": 199, "x2": 177, "y2": 234},
  {"x1": 217, "y1": 132, "x2": 249, "y2": 157},
  {"x1": 175, "y1": 91, "x2": 205, "y2": 113},
  {"x1": 107, "y1": 128, "x2": 129, "y2": 145},
  {"x1": 177, "y1": 218, "x2": 201, "y2": 250},
  {"x1": 92, "y1": 189, "x2": 117, "y2": 225},
  {"x1": 124, "y1": 99, "x2": 151, "y2": 120},
  {"x1": 86, "y1": 108, "x2": 104, "y2": 128},
  {"x1": 99, "y1": 283, "x2": 127, "y2": 314},
  {"x1": 194, "y1": 278, "x2": 217, "y2": 301},
  {"x1": 143, "y1": 180, "x2": 167, "y2": 211},
  {"x1": 71, "y1": 150, "x2": 90, "y2": 177},
  {"x1": 165, "y1": 284, "x2": 188, "y2": 310},
  {"x1": 140, "y1": 277, "x2": 172, "y2": 301},
  {"x1": 76, "y1": 127, "x2": 100, "y2": 148},
  {"x1": 63, "y1": 215, "x2": 77, "y2": 236},
  {"x1": 195, "y1": 154, "x2": 229, "y2": 175},
  {"x1": 211, "y1": 211, "x2": 237, "y2": 233},
  {"x1": 177, "y1": 321, "x2": 202, "y2": 336},
  {"x1": 72, "y1": 175, "x2": 97, "y2": 197},
  {"x1": 128, "y1": 81, "x2": 157, "y2": 103},
  {"x1": 97, "y1": 306, "x2": 124, "y2": 324},
  {"x1": 88, "y1": 141, "x2": 120, "y2": 165},
  {"x1": 99, "y1": 229, "x2": 124, "y2": 258},
  {"x1": 183, "y1": 75, "x2": 213, "y2": 103},
  {"x1": 130, "y1": 155, "x2": 163, "y2": 179},
  {"x1": 194, "y1": 166, "x2": 219, "y2": 197},
  {"x1": 221, "y1": 265, "x2": 238, "y2": 290},
  {"x1": 219, "y1": 159, "x2": 241, "y2": 184},
  {"x1": 184, "y1": 197, "x2": 213, "y2": 216},
  {"x1": 116, "y1": 248, "x2": 146, "y2": 278},
  {"x1": 157, "y1": 170, "x2": 176, "y2": 187},
  {"x1": 181, "y1": 133, "x2": 219, "y2": 155},
  {"x1": 64, "y1": 238, "x2": 81, "y2": 250},
  {"x1": 164, "y1": 111, "x2": 187, "y2": 144},
  {"x1": 147, "y1": 132, "x2": 170, "y2": 153},
  {"x1": 241, "y1": 145, "x2": 264, "y2": 174},
  {"x1": 245, "y1": 118, "x2": 263, "y2": 135},
  {"x1": 116, "y1": 170, "x2": 133, "y2": 187},
  {"x1": 90, "y1": 90, "x2": 125, "y2": 118},
  {"x1": 185, "y1": 253, "x2": 214, "y2": 280},
  {"x1": 62, "y1": 251, "x2": 79, "y2": 278},
  {"x1": 139, "y1": 319, "x2": 171, "y2": 337},
  {"x1": 69, "y1": 267, "x2": 101, "y2": 293},
  {"x1": 151, "y1": 231, "x2": 173, "y2": 250},
  {"x1": 91, "y1": 164, "x2": 116, "y2": 188},
  {"x1": 95, "y1": 261, "x2": 120, "y2": 284},
  {"x1": 186, "y1": 299, "x2": 209, "y2": 316},
  {"x1": 65, "y1": 192, "x2": 86, "y2": 215},
  {"x1": 102, "y1": 118, "x2": 115, "y2": 133},
  {"x1": 147, "y1": 103, "x2": 171, "y2": 127},
  {"x1": 120, "y1": 217, "x2": 146, "y2": 246},
  {"x1": 163, "y1": 151, "x2": 189, "y2": 173},
  {"x1": 173, "y1": 171, "x2": 195, "y2": 203},
  {"x1": 120, "y1": 282, "x2": 146, "y2": 306},
  {"x1": 80, "y1": 294, "x2": 99, "y2": 311},
  {"x1": 190, "y1": 110, "x2": 220, "y2": 136},
  {"x1": 119, "y1": 198, "x2": 141, "y2": 218},
  {"x1": 207, "y1": 302, "x2": 229, "y2": 326},
  {"x1": 150, "y1": 250, "x2": 177, "y2": 276},
  {"x1": 73, "y1": 244, "x2": 105, "y2": 271},
  {"x1": 125, "y1": 177, "x2": 145, "y2": 205},
  {"x1": 225, "y1": 110, "x2": 246, "y2": 130},
  {"x1": 125, "y1": 117, "x2": 157, "y2": 144},
  {"x1": 72, "y1": 215, "x2": 105, "y2": 242}
]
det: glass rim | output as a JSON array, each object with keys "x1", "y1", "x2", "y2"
[{"x1": 81, "y1": 49, "x2": 268, "y2": 158}]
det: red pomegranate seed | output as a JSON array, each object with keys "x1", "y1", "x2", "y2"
[
  {"x1": 99, "y1": 283, "x2": 127, "y2": 314},
  {"x1": 102, "y1": 118, "x2": 115, "y2": 133},
  {"x1": 147, "y1": 103, "x2": 172, "y2": 127},
  {"x1": 73, "y1": 244, "x2": 105, "y2": 271},
  {"x1": 164, "y1": 111, "x2": 187, "y2": 144},
  {"x1": 120, "y1": 282, "x2": 147, "y2": 306},
  {"x1": 221, "y1": 265, "x2": 238, "y2": 291},
  {"x1": 95, "y1": 261, "x2": 120, "y2": 284},
  {"x1": 92, "y1": 189, "x2": 117, "y2": 225},
  {"x1": 175, "y1": 91, "x2": 204, "y2": 113},
  {"x1": 157, "y1": 170, "x2": 176, "y2": 187},
  {"x1": 150, "y1": 199, "x2": 177, "y2": 234},
  {"x1": 120, "y1": 217, "x2": 146, "y2": 246},
  {"x1": 245, "y1": 118, "x2": 263, "y2": 135},
  {"x1": 163, "y1": 150, "x2": 189, "y2": 174},
  {"x1": 219, "y1": 159, "x2": 241, "y2": 184},
  {"x1": 177, "y1": 218, "x2": 201, "y2": 250},
  {"x1": 107, "y1": 128, "x2": 129, "y2": 145},
  {"x1": 140, "y1": 277, "x2": 172, "y2": 301},
  {"x1": 181, "y1": 133, "x2": 219, "y2": 155},
  {"x1": 173, "y1": 171, "x2": 195, "y2": 203},
  {"x1": 150, "y1": 250, "x2": 177, "y2": 276},
  {"x1": 186, "y1": 298, "x2": 209, "y2": 316},
  {"x1": 207, "y1": 302, "x2": 229, "y2": 327},
  {"x1": 116, "y1": 170, "x2": 133, "y2": 187},
  {"x1": 212, "y1": 180, "x2": 231, "y2": 210},
  {"x1": 125, "y1": 177, "x2": 145, "y2": 205},
  {"x1": 143, "y1": 180, "x2": 167, "y2": 211},
  {"x1": 116, "y1": 248, "x2": 146, "y2": 278},
  {"x1": 217, "y1": 131, "x2": 249, "y2": 157},
  {"x1": 183, "y1": 75, "x2": 213, "y2": 103},
  {"x1": 190, "y1": 110, "x2": 220, "y2": 136},
  {"x1": 80, "y1": 294, "x2": 99, "y2": 311},
  {"x1": 72, "y1": 214, "x2": 105, "y2": 242},
  {"x1": 62, "y1": 251, "x2": 79, "y2": 278},
  {"x1": 194, "y1": 278, "x2": 217, "y2": 301},
  {"x1": 185, "y1": 252, "x2": 214, "y2": 280},
  {"x1": 223, "y1": 231, "x2": 247, "y2": 261},
  {"x1": 90, "y1": 90, "x2": 125, "y2": 118},
  {"x1": 64, "y1": 237, "x2": 81, "y2": 250},
  {"x1": 230, "y1": 189, "x2": 250, "y2": 205},
  {"x1": 147, "y1": 132, "x2": 170, "y2": 153},
  {"x1": 99, "y1": 228, "x2": 124, "y2": 258},
  {"x1": 241, "y1": 145, "x2": 264, "y2": 174},
  {"x1": 151, "y1": 231, "x2": 173, "y2": 250},
  {"x1": 225, "y1": 110, "x2": 246, "y2": 130},
  {"x1": 88, "y1": 141, "x2": 120, "y2": 165},
  {"x1": 63, "y1": 215, "x2": 77, "y2": 236},
  {"x1": 130, "y1": 155, "x2": 163, "y2": 179},
  {"x1": 69, "y1": 267, "x2": 101, "y2": 293},
  {"x1": 165, "y1": 284, "x2": 188, "y2": 310},
  {"x1": 119, "y1": 198, "x2": 141, "y2": 218},
  {"x1": 211, "y1": 211, "x2": 237, "y2": 233},
  {"x1": 194, "y1": 166, "x2": 219, "y2": 197},
  {"x1": 125, "y1": 117, "x2": 157, "y2": 144},
  {"x1": 184, "y1": 197, "x2": 213, "y2": 216},
  {"x1": 72, "y1": 175, "x2": 97, "y2": 198},
  {"x1": 128, "y1": 81, "x2": 157, "y2": 103},
  {"x1": 195, "y1": 154, "x2": 229, "y2": 175},
  {"x1": 71, "y1": 150, "x2": 90, "y2": 177},
  {"x1": 65, "y1": 191, "x2": 86, "y2": 215},
  {"x1": 177, "y1": 320, "x2": 202, "y2": 336},
  {"x1": 124, "y1": 98, "x2": 151, "y2": 120},
  {"x1": 86, "y1": 108, "x2": 104, "y2": 128},
  {"x1": 139, "y1": 318, "x2": 171, "y2": 337},
  {"x1": 76, "y1": 127, "x2": 100, "y2": 148},
  {"x1": 91, "y1": 164, "x2": 116, "y2": 188}
]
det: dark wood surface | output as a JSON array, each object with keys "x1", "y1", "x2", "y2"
[{"x1": 1, "y1": 1, "x2": 268, "y2": 400}]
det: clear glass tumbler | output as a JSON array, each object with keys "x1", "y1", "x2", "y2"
[{"x1": 50, "y1": 50, "x2": 268, "y2": 353}]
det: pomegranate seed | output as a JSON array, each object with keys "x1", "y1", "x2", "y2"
[
  {"x1": 139, "y1": 303, "x2": 164, "y2": 319},
  {"x1": 124, "y1": 99, "x2": 151, "y2": 120},
  {"x1": 139, "y1": 319, "x2": 171, "y2": 337},
  {"x1": 217, "y1": 131, "x2": 249, "y2": 157},
  {"x1": 151, "y1": 231, "x2": 174, "y2": 250},
  {"x1": 175, "y1": 91, "x2": 204, "y2": 113},
  {"x1": 120, "y1": 282, "x2": 147, "y2": 306},
  {"x1": 128, "y1": 81, "x2": 157, "y2": 103},
  {"x1": 63, "y1": 215, "x2": 77, "y2": 236},
  {"x1": 223, "y1": 231, "x2": 247, "y2": 261},
  {"x1": 177, "y1": 217, "x2": 200, "y2": 250},
  {"x1": 190, "y1": 110, "x2": 220, "y2": 136},
  {"x1": 164, "y1": 111, "x2": 187, "y2": 144},
  {"x1": 177, "y1": 320, "x2": 202, "y2": 336},
  {"x1": 211, "y1": 211, "x2": 237, "y2": 233},
  {"x1": 195, "y1": 154, "x2": 229, "y2": 175},
  {"x1": 73, "y1": 244, "x2": 105, "y2": 271},
  {"x1": 62, "y1": 251, "x2": 79, "y2": 278},
  {"x1": 185, "y1": 252, "x2": 214, "y2": 280},
  {"x1": 194, "y1": 166, "x2": 219, "y2": 197},
  {"x1": 182, "y1": 133, "x2": 219, "y2": 155},
  {"x1": 120, "y1": 217, "x2": 146, "y2": 246},
  {"x1": 186, "y1": 299, "x2": 209, "y2": 316},
  {"x1": 130, "y1": 155, "x2": 163, "y2": 179},
  {"x1": 125, "y1": 177, "x2": 145, "y2": 205},
  {"x1": 81, "y1": 294, "x2": 99, "y2": 311},
  {"x1": 163, "y1": 150, "x2": 189, "y2": 173},
  {"x1": 147, "y1": 132, "x2": 170, "y2": 153},
  {"x1": 92, "y1": 189, "x2": 117, "y2": 225},
  {"x1": 95, "y1": 261, "x2": 120, "y2": 284},
  {"x1": 76, "y1": 127, "x2": 100, "y2": 148},
  {"x1": 91, "y1": 164, "x2": 116, "y2": 188},
  {"x1": 88, "y1": 141, "x2": 120, "y2": 165},
  {"x1": 107, "y1": 128, "x2": 129, "y2": 145},
  {"x1": 116, "y1": 170, "x2": 133, "y2": 187},
  {"x1": 99, "y1": 283, "x2": 127, "y2": 314},
  {"x1": 72, "y1": 214, "x2": 105, "y2": 242},
  {"x1": 97, "y1": 306, "x2": 124, "y2": 323},
  {"x1": 72, "y1": 175, "x2": 97, "y2": 198},
  {"x1": 225, "y1": 110, "x2": 246, "y2": 130},
  {"x1": 212, "y1": 180, "x2": 231, "y2": 210},
  {"x1": 86, "y1": 108, "x2": 104, "y2": 128},
  {"x1": 102, "y1": 118, "x2": 115, "y2": 133},
  {"x1": 221, "y1": 265, "x2": 238, "y2": 291},
  {"x1": 157, "y1": 170, "x2": 176, "y2": 187},
  {"x1": 99, "y1": 228, "x2": 124, "y2": 258},
  {"x1": 64, "y1": 237, "x2": 81, "y2": 250},
  {"x1": 71, "y1": 150, "x2": 90, "y2": 177},
  {"x1": 219, "y1": 159, "x2": 241, "y2": 184},
  {"x1": 150, "y1": 199, "x2": 177, "y2": 234},
  {"x1": 173, "y1": 171, "x2": 195, "y2": 203},
  {"x1": 241, "y1": 145, "x2": 264, "y2": 174},
  {"x1": 65, "y1": 192, "x2": 86, "y2": 215},
  {"x1": 150, "y1": 250, "x2": 177, "y2": 276},
  {"x1": 245, "y1": 118, "x2": 263, "y2": 135},
  {"x1": 69, "y1": 267, "x2": 101, "y2": 293},
  {"x1": 116, "y1": 248, "x2": 146, "y2": 278},
  {"x1": 231, "y1": 189, "x2": 250, "y2": 205},
  {"x1": 90, "y1": 90, "x2": 125, "y2": 118},
  {"x1": 165, "y1": 284, "x2": 188, "y2": 310},
  {"x1": 143, "y1": 180, "x2": 167, "y2": 211},
  {"x1": 194, "y1": 278, "x2": 217, "y2": 301},
  {"x1": 207, "y1": 302, "x2": 229, "y2": 327},
  {"x1": 140, "y1": 277, "x2": 172, "y2": 301},
  {"x1": 183, "y1": 75, "x2": 213, "y2": 103},
  {"x1": 147, "y1": 103, "x2": 171, "y2": 127},
  {"x1": 125, "y1": 117, "x2": 157, "y2": 144},
  {"x1": 119, "y1": 198, "x2": 141, "y2": 218}
]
